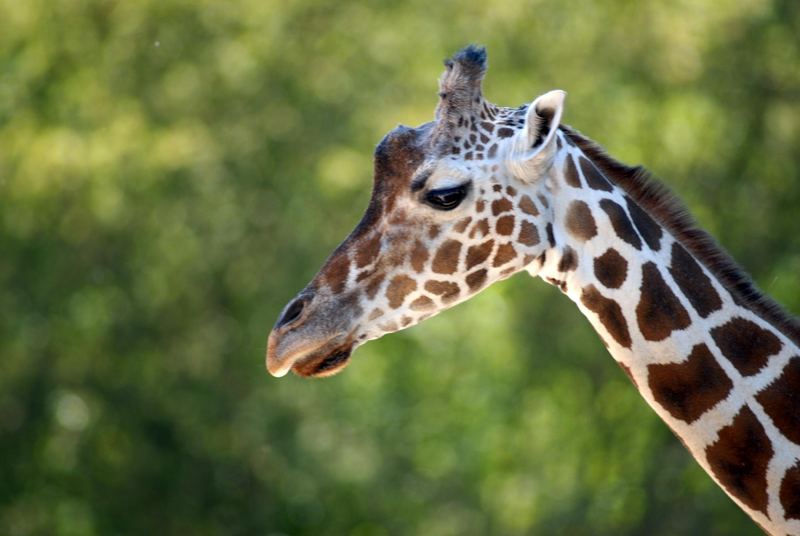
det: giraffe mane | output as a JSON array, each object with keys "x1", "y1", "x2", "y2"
[{"x1": 561, "y1": 124, "x2": 800, "y2": 346}]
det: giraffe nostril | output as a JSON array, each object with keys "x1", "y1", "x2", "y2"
[{"x1": 277, "y1": 297, "x2": 307, "y2": 328}]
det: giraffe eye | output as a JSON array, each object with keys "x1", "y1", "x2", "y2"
[{"x1": 424, "y1": 184, "x2": 469, "y2": 211}]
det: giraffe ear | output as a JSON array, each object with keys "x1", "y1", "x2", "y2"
[{"x1": 511, "y1": 90, "x2": 566, "y2": 180}]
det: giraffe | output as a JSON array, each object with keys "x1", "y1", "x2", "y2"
[{"x1": 265, "y1": 45, "x2": 800, "y2": 534}]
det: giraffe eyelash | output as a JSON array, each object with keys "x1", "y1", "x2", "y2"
[{"x1": 422, "y1": 182, "x2": 471, "y2": 211}]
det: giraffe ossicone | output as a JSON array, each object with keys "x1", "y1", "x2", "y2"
[{"x1": 266, "y1": 45, "x2": 800, "y2": 534}]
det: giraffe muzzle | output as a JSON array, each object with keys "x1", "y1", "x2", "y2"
[
  {"x1": 266, "y1": 289, "x2": 357, "y2": 378},
  {"x1": 266, "y1": 330, "x2": 354, "y2": 378}
]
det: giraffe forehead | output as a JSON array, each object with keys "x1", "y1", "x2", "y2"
[{"x1": 372, "y1": 123, "x2": 434, "y2": 196}]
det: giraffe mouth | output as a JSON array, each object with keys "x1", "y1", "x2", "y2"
[{"x1": 291, "y1": 340, "x2": 354, "y2": 378}]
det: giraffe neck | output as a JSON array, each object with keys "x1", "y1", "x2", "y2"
[{"x1": 530, "y1": 130, "x2": 800, "y2": 535}]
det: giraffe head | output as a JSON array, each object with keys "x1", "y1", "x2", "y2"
[{"x1": 267, "y1": 45, "x2": 567, "y2": 377}]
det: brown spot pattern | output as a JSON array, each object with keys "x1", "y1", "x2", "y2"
[
  {"x1": 432, "y1": 240, "x2": 462, "y2": 274},
  {"x1": 365, "y1": 272, "x2": 385, "y2": 299},
  {"x1": 579, "y1": 156, "x2": 613, "y2": 191},
  {"x1": 705, "y1": 406, "x2": 773, "y2": 516},
  {"x1": 466, "y1": 269, "x2": 488, "y2": 291},
  {"x1": 711, "y1": 317, "x2": 782, "y2": 376},
  {"x1": 410, "y1": 295, "x2": 435, "y2": 311},
  {"x1": 493, "y1": 243, "x2": 517, "y2": 266},
  {"x1": 580, "y1": 285, "x2": 632, "y2": 348},
  {"x1": 386, "y1": 275, "x2": 416, "y2": 309},
  {"x1": 324, "y1": 254, "x2": 350, "y2": 293},
  {"x1": 466, "y1": 240, "x2": 494, "y2": 269},
  {"x1": 755, "y1": 356, "x2": 800, "y2": 445},
  {"x1": 564, "y1": 155, "x2": 582, "y2": 188},
  {"x1": 519, "y1": 195, "x2": 539, "y2": 216},
  {"x1": 491, "y1": 198, "x2": 513, "y2": 216},
  {"x1": 565, "y1": 200, "x2": 597, "y2": 241},
  {"x1": 557, "y1": 246, "x2": 578, "y2": 273},
  {"x1": 410, "y1": 240, "x2": 428, "y2": 272},
  {"x1": 593, "y1": 248, "x2": 628, "y2": 289},
  {"x1": 454, "y1": 217, "x2": 472, "y2": 233},
  {"x1": 428, "y1": 225, "x2": 441, "y2": 239},
  {"x1": 496, "y1": 215, "x2": 515, "y2": 236},
  {"x1": 647, "y1": 344, "x2": 733, "y2": 423},
  {"x1": 356, "y1": 234, "x2": 381, "y2": 267},
  {"x1": 599, "y1": 199, "x2": 642, "y2": 250},
  {"x1": 518, "y1": 221, "x2": 539, "y2": 246},
  {"x1": 625, "y1": 196, "x2": 662, "y2": 251},
  {"x1": 368, "y1": 308, "x2": 384, "y2": 321},
  {"x1": 669, "y1": 243, "x2": 722, "y2": 318},
  {"x1": 636, "y1": 262, "x2": 691, "y2": 342},
  {"x1": 780, "y1": 462, "x2": 800, "y2": 519},
  {"x1": 469, "y1": 218, "x2": 490, "y2": 239},
  {"x1": 425, "y1": 280, "x2": 460, "y2": 303}
]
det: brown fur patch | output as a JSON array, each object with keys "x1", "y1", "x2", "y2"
[
  {"x1": 579, "y1": 156, "x2": 613, "y2": 192},
  {"x1": 466, "y1": 269, "x2": 488, "y2": 291},
  {"x1": 410, "y1": 295, "x2": 435, "y2": 311},
  {"x1": 565, "y1": 200, "x2": 597, "y2": 242},
  {"x1": 711, "y1": 317, "x2": 783, "y2": 376},
  {"x1": 454, "y1": 217, "x2": 472, "y2": 233},
  {"x1": 492, "y1": 198, "x2": 513, "y2": 216},
  {"x1": 780, "y1": 462, "x2": 800, "y2": 519},
  {"x1": 580, "y1": 284, "x2": 632, "y2": 348},
  {"x1": 564, "y1": 154, "x2": 582, "y2": 188},
  {"x1": 469, "y1": 218, "x2": 490, "y2": 239},
  {"x1": 428, "y1": 225, "x2": 441, "y2": 239},
  {"x1": 466, "y1": 240, "x2": 494, "y2": 269},
  {"x1": 493, "y1": 243, "x2": 517, "y2": 267},
  {"x1": 755, "y1": 356, "x2": 800, "y2": 445},
  {"x1": 356, "y1": 234, "x2": 381, "y2": 268},
  {"x1": 324, "y1": 254, "x2": 350, "y2": 293},
  {"x1": 410, "y1": 240, "x2": 429, "y2": 273},
  {"x1": 425, "y1": 280, "x2": 460, "y2": 303},
  {"x1": 625, "y1": 196, "x2": 663, "y2": 251},
  {"x1": 506, "y1": 185, "x2": 517, "y2": 196},
  {"x1": 518, "y1": 221, "x2": 540, "y2": 246},
  {"x1": 647, "y1": 344, "x2": 733, "y2": 423},
  {"x1": 476, "y1": 199, "x2": 486, "y2": 213},
  {"x1": 593, "y1": 248, "x2": 628, "y2": 289},
  {"x1": 432, "y1": 240, "x2": 462, "y2": 274},
  {"x1": 496, "y1": 215, "x2": 515, "y2": 236},
  {"x1": 519, "y1": 195, "x2": 539, "y2": 216},
  {"x1": 705, "y1": 406, "x2": 773, "y2": 516},
  {"x1": 386, "y1": 275, "x2": 417, "y2": 309},
  {"x1": 599, "y1": 199, "x2": 642, "y2": 250},
  {"x1": 636, "y1": 262, "x2": 691, "y2": 341},
  {"x1": 669, "y1": 242, "x2": 722, "y2": 318},
  {"x1": 368, "y1": 308, "x2": 384, "y2": 321},
  {"x1": 497, "y1": 127, "x2": 514, "y2": 138},
  {"x1": 365, "y1": 272, "x2": 385, "y2": 299},
  {"x1": 563, "y1": 126, "x2": 800, "y2": 345},
  {"x1": 557, "y1": 246, "x2": 578, "y2": 273}
]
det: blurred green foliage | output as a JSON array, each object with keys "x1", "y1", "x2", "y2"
[{"x1": 2, "y1": 0, "x2": 799, "y2": 534}]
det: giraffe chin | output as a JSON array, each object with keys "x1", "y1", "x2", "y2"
[{"x1": 291, "y1": 343, "x2": 353, "y2": 378}]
